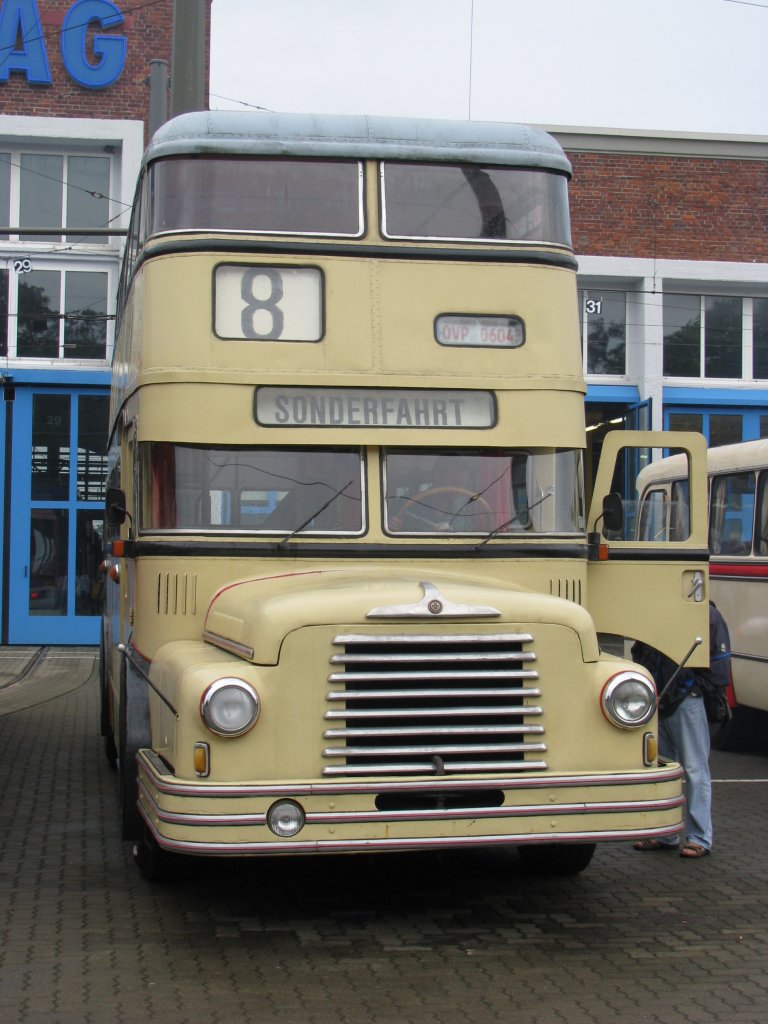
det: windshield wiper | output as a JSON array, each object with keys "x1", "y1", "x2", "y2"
[
  {"x1": 474, "y1": 488, "x2": 553, "y2": 548},
  {"x1": 276, "y1": 480, "x2": 355, "y2": 547}
]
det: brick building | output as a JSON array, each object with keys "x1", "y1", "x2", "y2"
[
  {"x1": 0, "y1": 0, "x2": 210, "y2": 644},
  {"x1": 553, "y1": 128, "x2": 768, "y2": 476}
]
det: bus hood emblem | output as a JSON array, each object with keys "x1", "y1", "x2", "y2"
[{"x1": 367, "y1": 581, "x2": 500, "y2": 619}]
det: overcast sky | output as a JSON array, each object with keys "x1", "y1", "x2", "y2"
[{"x1": 208, "y1": 0, "x2": 768, "y2": 136}]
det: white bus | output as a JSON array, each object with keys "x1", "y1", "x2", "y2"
[{"x1": 636, "y1": 438, "x2": 768, "y2": 749}]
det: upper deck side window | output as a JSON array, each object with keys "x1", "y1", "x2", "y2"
[
  {"x1": 380, "y1": 162, "x2": 572, "y2": 246},
  {"x1": 146, "y1": 157, "x2": 364, "y2": 238}
]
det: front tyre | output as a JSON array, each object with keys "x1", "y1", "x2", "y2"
[
  {"x1": 133, "y1": 826, "x2": 180, "y2": 882},
  {"x1": 99, "y1": 623, "x2": 117, "y2": 770},
  {"x1": 516, "y1": 842, "x2": 596, "y2": 876}
]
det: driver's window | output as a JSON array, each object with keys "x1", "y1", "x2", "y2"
[
  {"x1": 637, "y1": 488, "x2": 669, "y2": 542},
  {"x1": 383, "y1": 450, "x2": 511, "y2": 534}
]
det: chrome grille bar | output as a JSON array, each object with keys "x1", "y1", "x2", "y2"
[
  {"x1": 331, "y1": 651, "x2": 536, "y2": 664},
  {"x1": 328, "y1": 668, "x2": 539, "y2": 682},
  {"x1": 324, "y1": 724, "x2": 545, "y2": 738},
  {"x1": 322, "y1": 631, "x2": 546, "y2": 777},
  {"x1": 326, "y1": 705, "x2": 541, "y2": 719},
  {"x1": 334, "y1": 633, "x2": 535, "y2": 645},
  {"x1": 328, "y1": 687, "x2": 541, "y2": 701}
]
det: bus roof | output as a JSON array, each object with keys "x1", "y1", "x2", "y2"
[
  {"x1": 144, "y1": 111, "x2": 572, "y2": 175},
  {"x1": 637, "y1": 438, "x2": 768, "y2": 491}
]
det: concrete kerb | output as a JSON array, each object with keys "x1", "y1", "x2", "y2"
[{"x1": 0, "y1": 646, "x2": 99, "y2": 716}]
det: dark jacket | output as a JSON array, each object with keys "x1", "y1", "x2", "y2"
[{"x1": 631, "y1": 601, "x2": 731, "y2": 717}]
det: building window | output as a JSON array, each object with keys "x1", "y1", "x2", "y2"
[
  {"x1": 3, "y1": 150, "x2": 111, "y2": 244},
  {"x1": 708, "y1": 413, "x2": 743, "y2": 447},
  {"x1": 578, "y1": 289, "x2": 626, "y2": 375},
  {"x1": 77, "y1": 395, "x2": 109, "y2": 501},
  {"x1": 663, "y1": 294, "x2": 701, "y2": 376},
  {"x1": 667, "y1": 410, "x2": 743, "y2": 447},
  {"x1": 664, "y1": 293, "x2": 766, "y2": 380},
  {"x1": 0, "y1": 268, "x2": 7, "y2": 355},
  {"x1": 754, "y1": 298, "x2": 768, "y2": 379},
  {"x1": 0, "y1": 153, "x2": 9, "y2": 239},
  {"x1": 704, "y1": 296, "x2": 741, "y2": 378},
  {"x1": 8, "y1": 267, "x2": 110, "y2": 361}
]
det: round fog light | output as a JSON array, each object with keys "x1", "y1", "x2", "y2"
[{"x1": 267, "y1": 799, "x2": 306, "y2": 837}]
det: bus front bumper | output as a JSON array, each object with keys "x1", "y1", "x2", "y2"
[{"x1": 136, "y1": 750, "x2": 684, "y2": 856}]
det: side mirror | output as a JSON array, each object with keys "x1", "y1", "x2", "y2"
[
  {"x1": 601, "y1": 492, "x2": 624, "y2": 534},
  {"x1": 105, "y1": 486, "x2": 127, "y2": 527}
]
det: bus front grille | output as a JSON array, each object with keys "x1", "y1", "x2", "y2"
[{"x1": 322, "y1": 633, "x2": 545, "y2": 777}]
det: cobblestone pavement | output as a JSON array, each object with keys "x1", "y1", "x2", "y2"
[{"x1": 2, "y1": 647, "x2": 768, "y2": 1024}]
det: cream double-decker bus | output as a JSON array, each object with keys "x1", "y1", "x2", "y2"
[{"x1": 101, "y1": 111, "x2": 710, "y2": 879}]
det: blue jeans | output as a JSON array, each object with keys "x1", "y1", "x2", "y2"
[{"x1": 658, "y1": 694, "x2": 712, "y2": 849}]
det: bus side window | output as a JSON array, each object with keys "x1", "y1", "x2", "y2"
[
  {"x1": 637, "y1": 488, "x2": 669, "y2": 542},
  {"x1": 710, "y1": 472, "x2": 755, "y2": 555},
  {"x1": 756, "y1": 470, "x2": 768, "y2": 556}
]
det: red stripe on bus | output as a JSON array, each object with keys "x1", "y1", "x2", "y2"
[{"x1": 710, "y1": 561, "x2": 768, "y2": 579}]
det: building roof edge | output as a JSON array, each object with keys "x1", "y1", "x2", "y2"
[{"x1": 539, "y1": 125, "x2": 768, "y2": 160}]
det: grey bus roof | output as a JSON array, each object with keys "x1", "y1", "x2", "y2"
[{"x1": 144, "y1": 110, "x2": 572, "y2": 175}]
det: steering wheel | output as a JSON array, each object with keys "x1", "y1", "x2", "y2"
[{"x1": 390, "y1": 486, "x2": 494, "y2": 532}]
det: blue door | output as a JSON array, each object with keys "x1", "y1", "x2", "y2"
[{"x1": 9, "y1": 388, "x2": 109, "y2": 644}]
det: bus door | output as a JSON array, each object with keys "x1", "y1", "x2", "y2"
[
  {"x1": 8, "y1": 388, "x2": 109, "y2": 644},
  {"x1": 586, "y1": 430, "x2": 710, "y2": 667}
]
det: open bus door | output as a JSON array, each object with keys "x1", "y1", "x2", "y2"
[{"x1": 586, "y1": 430, "x2": 710, "y2": 668}]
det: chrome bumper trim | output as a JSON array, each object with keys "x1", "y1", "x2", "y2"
[{"x1": 138, "y1": 749, "x2": 683, "y2": 798}]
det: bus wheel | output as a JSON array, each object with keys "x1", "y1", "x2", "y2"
[
  {"x1": 99, "y1": 627, "x2": 117, "y2": 770},
  {"x1": 516, "y1": 842, "x2": 596, "y2": 875},
  {"x1": 104, "y1": 732, "x2": 118, "y2": 770},
  {"x1": 710, "y1": 706, "x2": 760, "y2": 752},
  {"x1": 119, "y1": 752, "x2": 144, "y2": 841},
  {"x1": 133, "y1": 826, "x2": 179, "y2": 882}
]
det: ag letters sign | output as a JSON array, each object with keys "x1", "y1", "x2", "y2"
[{"x1": 0, "y1": 0, "x2": 127, "y2": 89}]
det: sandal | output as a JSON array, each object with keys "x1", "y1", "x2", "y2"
[
  {"x1": 633, "y1": 838, "x2": 678, "y2": 852},
  {"x1": 680, "y1": 843, "x2": 710, "y2": 858}
]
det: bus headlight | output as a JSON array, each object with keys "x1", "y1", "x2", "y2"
[
  {"x1": 601, "y1": 672, "x2": 656, "y2": 729},
  {"x1": 200, "y1": 678, "x2": 260, "y2": 737}
]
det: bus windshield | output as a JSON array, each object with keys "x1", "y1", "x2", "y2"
[
  {"x1": 383, "y1": 448, "x2": 584, "y2": 535},
  {"x1": 381, "y1": 163, "x2": 571, "y2": 245},
  {"x1": 140, "y1": 444, "x2": 364, "y2": 534}
]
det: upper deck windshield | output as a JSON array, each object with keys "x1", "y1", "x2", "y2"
[
  {"x1": 141, "y1": 155, "x2": 569, "y2": 246},
  {"x1": 381, "y1": 163, "x2": 571, "y2": 245},
  {"x1": 147, "y1": 157, "x2": 363, "y2": 236}
]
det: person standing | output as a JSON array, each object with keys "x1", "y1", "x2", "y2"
[{"x1": 631, "y1": 601, "x2": 731, "y2": 859}]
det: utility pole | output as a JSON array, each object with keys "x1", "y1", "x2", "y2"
[
  {"x1": 169, "y1": 0, "x2": 206, "y2": 118},
  {"x1": 148, "y1": 59, "x2": 169, "y2": 136}
]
